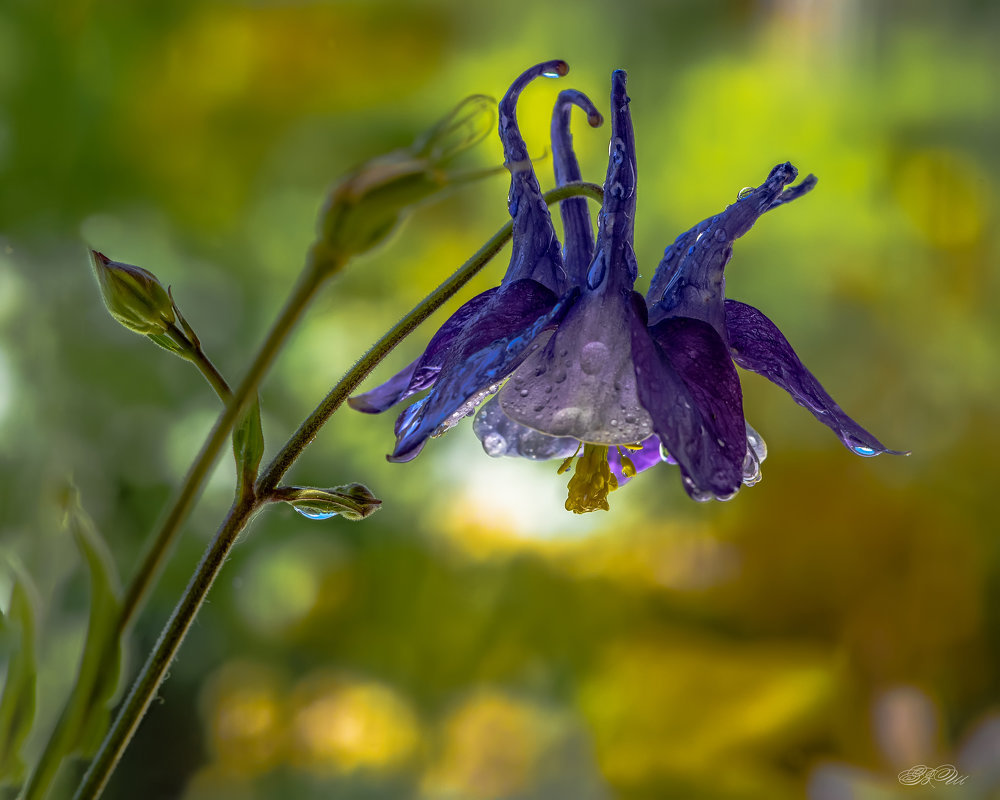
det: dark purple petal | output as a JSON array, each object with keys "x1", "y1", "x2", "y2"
[
  {"x1": 348, "y1": 358, "x2": 418, "y2": 414},
  {"x1": 551, "y1": 89, "x2": 602, "y2": 286},
  {"x1": 473, "y1": 395, "x2": 580, "y2": 460},
  {"x1": 607, "y1": 436, "x2": 667, "y2": 485},
  {"x1": 725, "y1": 299, "x2": 907, "y2": 457},
  {"x1": 646, "y1": 163, "x2": 816, "y2": 335},
  {"x1": 389, "y1": 280, "x2": 575, "y2": 462},
  {"x1": 348, "y1": 288, "x2": 496, "y2": 413},
  {"x1": 630, "y1": 294, "x2": 745, "y2": 500},
  {"x1": 499, "y1": 61, "x2": 570, "y2": 294},
  {"x1": 587, "y1": 69, "x2": 637, "y2": 295},
  {"x1": 498, "y1": 282, "x2": 652, "y2": 444},
  {"x1": 497, "y1": 71, "x2": 650, "y2": 446}
]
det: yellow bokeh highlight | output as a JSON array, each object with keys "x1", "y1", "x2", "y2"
[
  {"x1": 422, "y1": 690, "x2": 557, "y2": 800},
  {"x1": 199, "y1": 661, "x2": 286, "y2": 777},
  {"x1": 289, "y1": 671, "x2": 420, "y2": 775},
  {"x1": 578, "y1": 636, "x2": 833, "y2": 792},
  {"x1": 892, "y1": 148, "x2": 989, "y2": 248}
]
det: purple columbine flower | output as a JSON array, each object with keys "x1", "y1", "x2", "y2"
[
  {"x1": 479, "y1": 72, "x2": 906, "y2": 510},
  {"x1": 348, "y1": 61, "x2": 600, "y2": 462},
  {"x1": 354, "y1": 64, "x2": 905, "y2": 511}
]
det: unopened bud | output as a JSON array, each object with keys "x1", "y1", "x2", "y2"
[
  {"x1": 91, "y1": 251, "x2": 175, "y2": 336},
  {"x1": 276, "y1": 483, "x2": 382, "y2": 522},
  {"x1": 315, "y1": 95, "x2": 497, "y2": 263}
]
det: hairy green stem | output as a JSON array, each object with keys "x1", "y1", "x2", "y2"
[
  {"x1": 72, "y1": 496, "x2": 258, "y2": 800},
  {"x1": 73, "y1": 182, "x2": 602, "y2": 800},
  {"x1": 167, "y1": 322, "x2": 234, "y2": 403},
  {"x1": 115, "y1": 260, "x2": 329, "y2": 637}
]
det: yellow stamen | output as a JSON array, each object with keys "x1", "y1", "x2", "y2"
[
  {"x1": 557, "y1": 440, "x2": 583, "y2": 474},
  {"x1": 565, "y1": 444, "x2": 618, "y2": 514},
  {"x1": 616, "y1": 447, "x2": 637, "y2": 479}
]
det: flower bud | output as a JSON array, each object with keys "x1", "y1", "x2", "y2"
[
  {"x1": 315, "y1": 95, "x2": 496, "y2": 263},
  {"x1": 91, "y1": 251, "x2": 176, "y2": 336},
  {"x1": 277, "y1": 483, "x2": 382, "y2": 522}
]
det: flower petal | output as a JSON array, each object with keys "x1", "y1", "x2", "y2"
[
  {"x1": 630, "y1": 295, "x2": 746, "y2": 500},
  {"x1": 348, "y1": 289, "x2": 496, "y2": 413},
  {"x1": 551, "y1": 89, "x2": 602, "y2": 286},
  {"x1": 646, "y1": 162, "x2": 815, "y2": 334},
  {"x1": 388, "y1": 279, "x2": 575, "y2": 462},
  {"x1": 500, "y1": 61, "x2": 571, "y2": 293},
  {"x1": 498, "y1": 284, "x2": 653, "y2": 444},
  {"x1": 498, "y1": 70, "x2": 652, "y2": 446},
  {"x1": 607, "y1": 436, "x2": 666, "y2": 485},
  {"x1": 725, "y1": 299, "x2": 907, "y2": 456},
  {"x1": 473, "y1": 395, "x2": 580, "y2": 460}
]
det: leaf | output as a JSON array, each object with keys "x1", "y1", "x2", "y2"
[
  {"x1": 61, "y1": 490, "x2": 125, "y2": 758},
  {"x1": 0, "y1": 561, "x2": 39, "y2": 788},
  {"x1": 233, "y1": 394, "x2": 265, "y2": 500}
]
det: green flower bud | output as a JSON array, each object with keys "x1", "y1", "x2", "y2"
[
  {"x1": 276, "y1": 483, "x2": 381, "y2": 522},
  {"x1": 90, "y1": 251, "x2": 176, "y2": 336},
  {"x1": 315, "y1": 95, "x2": 497, "y2": 264}
]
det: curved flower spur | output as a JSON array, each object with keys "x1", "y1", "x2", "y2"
[
  {"x1": 349, "y1": 60, "x2": 600, "y2": 462},
  {"x1": 472, "y1": 86, "x2": 605, "y2": 462}
]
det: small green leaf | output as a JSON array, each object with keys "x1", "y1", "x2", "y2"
[
  {"x1": 0, "y1": 561, "x2": 39, "y2": 788},
  {"x1": 275, "y1": 483, "x2": 382, "y2": 522},
  {"x1": 60, "y1": 489, "x2": 124, "y2": 758},
  {"x1": 145, "y1": 331, "x2": 188, "y2": 356},
  {"x1": 233, "y1": 395, "x2": 265, "y2": 500}
]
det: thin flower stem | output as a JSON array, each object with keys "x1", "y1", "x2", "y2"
[
  {"x1": 165, "y1": 321, "x2": 234, "y2": 403},
  {"x1": 73, "y1": 496, "x2": 258, "y2": 800},
  {"x1": 115, "y1": 259, "x2": 330, "y2": 637},
  {"x1": 257, "y1": 181, "x2": 604, "y2": 495},
  {"x1": 73, "y1": 182, "x2": 602, "y2": 800}
]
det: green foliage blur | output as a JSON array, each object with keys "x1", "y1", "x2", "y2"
[{"x1": 2, "y1": 0, "x2": 999, "y2": 798}]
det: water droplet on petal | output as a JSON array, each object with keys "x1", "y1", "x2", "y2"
[
  {"x1": 662, "y1": 245, "x2": 675, "y2": 262},
  {"x1": 714, "y1": 228, "x2": 728, "y2": 243},
  {"x1": 579, "y1": 341, "x2": 609, "y2": 375},
  {"x1": 541, "y1": 69, "x2": 561, "y2": 78},
  {"x1": 852, "y1": 443, "x2": 877, "y2": 456},
  {"x1": 737, "y1": 186, "x2": 754, "y2": 200},
  {"x1": 483, "y1": 432, "x2": 507, "y2": 457},
  {"x1": 293, "y1": 506, "x2": 338, "y2": 521},
  {"x1": 519, "y1": 388, "x2": 529, "y2": 397}
]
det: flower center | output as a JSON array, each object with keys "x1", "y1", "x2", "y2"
[{"x1": 564, "y1": 443, "x2": 619, "y2": 514}]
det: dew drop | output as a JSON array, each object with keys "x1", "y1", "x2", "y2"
[
  {"x1": 293, "y1": 506, "x2": 338, "y2": 521},
  {"x1": 483, "y1": 432, "x2": 507, "y2": 457},
  {"x1": 662, "y1": 245, "x2": 675, "y2": 262},
  {"x1": 714, "y1": 228, "x2": 728, "y2": 243},
  {"x1": 579, "y1": 341, "x2": 609, "y2": 375},
  {"x1": 519, "y1": 388, "x2": 529, "y2": 397},
  {"x1": 695, "y1": 232, "x2": 704, "y2": 242},
  {"x1": 541, "y1": 69, "x2": 561, "y2": 78},
  {"x1": 737, "y1": 186, "x2": 754, "y2": 200},
  {"x1": 851, "y1": 443, "x2": 877, "y2": 456}
]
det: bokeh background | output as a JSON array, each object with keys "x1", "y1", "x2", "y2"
[{"x1": 2, "y1": 0, "x2": 999, "y2": 798}]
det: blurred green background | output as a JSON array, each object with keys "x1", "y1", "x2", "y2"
[{"x1": 2, "y1": 0, "x2": 999, "y2": 798}]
